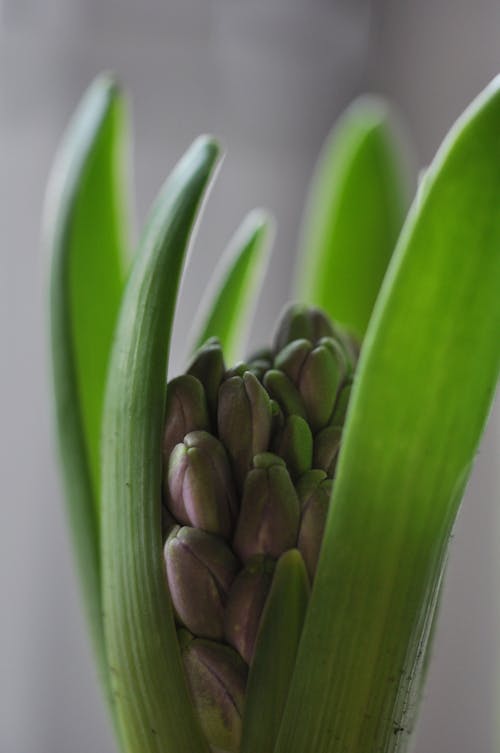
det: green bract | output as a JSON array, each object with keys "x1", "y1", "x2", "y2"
[{"x1": 46, "y1": 73, "x2": 500, "y2": 753}]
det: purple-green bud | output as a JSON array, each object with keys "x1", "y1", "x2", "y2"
[
  {"x1": 330, "y1": 378, "x2": 353, "y2": 425},
  {"x1": 296, "y1": 471, "x2": 332, "y2": 581},
  {"x1": 180, "y1": 630, "x2": 247, "y2": 753},
  {"x1": 296, "y1": 468, "x2": 327, "y2": 494},
  {"x1": 270, "y1": 399, "x2": 285, "y2": 437},
  {"x1": 297, "y1": 340, "x2": 345, "y2": 432},
  {"x1": 166, "y1": 430, "x2": 238, "y2": 537},
  {"x1": 246, "y1": 347, "x2": 274, "y2": 380},
  {"x1": 263, "y1": 369, "x2": 307, "y2": 419},
  {"x1": 274, "y1": 338, "x2": 312, "y2": 383},
  {"x1": 332, "y1": 327, "x2": 360, "y2": 373},
  {"x1": 217, "y1": 371, "x2": 273, "y2": 489},
  {"x1": 313, "y1": 425, "x2": 342, "y2": 477},
  {"x1": 273, "y1": 415, "x2": 313, "y2": 480},
  {"x1": 273, "y1": 303, "x2": 335, "y2": 352},
  {"x1": 162, "y1": 375, "x2": 210, "y2": 463},
  {"x1": 187, "y1": 339, "x2": 225, "y2": 423},
  {"x1": 233, "y1": 453, "x2": 300, "y2": 562},
  {"x1": 224, "y1": 555, "x2": 275, "y2": 664},
  {"x1": 318, "y1": 335, "x2": 348, "y2": 368},
  {"x1": 225, "y1": 361, "x2": 251, "y2": 379},
  {"x1": 165, "y1": 527, "x2": 238, "y2": 639}
]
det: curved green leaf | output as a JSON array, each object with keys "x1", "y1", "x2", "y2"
[
  {"x1": 276, "y1": 78, "x2": 500, "y2": 753},
  {"x1": 241, "y1": 550, "x2": 309, "y2": 753},
  {"x1": 189, "y1": 209, "x2": 272, "y2": 362},
  {"x1": 45, "y1": 74, "x2": 129, "y2": 716},
  {"x1": 101, "y1": 136, "x2": 218, "y2": 753},
  {"x1": 295, "y1": 96, "x2": 408, "y2": 339}
]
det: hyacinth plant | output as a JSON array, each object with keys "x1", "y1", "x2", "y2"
[{"x1": 45, "y1": 73, "x2": 500, "y2": 753}]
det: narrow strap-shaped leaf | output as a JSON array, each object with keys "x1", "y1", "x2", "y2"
[
  {"x1": 241, "y1": 549, "x2": 309, "y2": 753},
  {"x1": 47, "y1": 74, "x2": 130, "y2": 509},
  {"x1": 189, "y1": 209, "x2": 272, "y2": 361},
  {"x1": 101, "y1": 136, "x2": 218, "y2": 753},
  {"x1": 276, "y1": 78, "x2": 500, "y2": 753},
  {"x1": 295, "y1": 97, "x2": 408, "y2": 339},
  {"x1": 45, "y1": 74, "x2": 129, "y2": 716}
]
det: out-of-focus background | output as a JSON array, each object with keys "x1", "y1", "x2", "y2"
[{"x1": 1, "y1": 2, "x2": 499, "y2": 752}]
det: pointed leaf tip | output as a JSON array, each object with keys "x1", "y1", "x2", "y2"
[
  {"x1": 189, "y1": 208, "x2": 274, "y2": 362},
  {"x1": 295, "y1": 93, "x2": 409, "y2": 339},
  {"x1": 46, "y1": 71, "x2": 131, "y2": 731}
]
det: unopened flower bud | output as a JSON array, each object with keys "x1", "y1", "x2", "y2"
[
  {"x1": 263, "y1": 369, "x2": 307, "y2": 419},
  {"x1": 270, "y1": 399, "x2": 285, "y2": 437},
  {"x1": 233, "y1": 453, "x2": 300, "y2": 562},
  {"x1": 187, "y1": 339, "x2": 225, "y2": 422},
  {"x1": 225, "y1": 361, "x2": 251, "y2": 379},
  {"x1": 331, "y1": 378, "x2": 353, "y2": 425},
  {"x1": 166, "y1": 430, "x2": 238, "y2": 537},
  {"x1": 318, "y1": 335, "x2": 348, "y2": 368},
  {"x1": 217, "y1": 372, "x2": 272, "y2": 488},
  {"x1": 224, "y1": 555, "x2": 275, "y2": 664},
  {"x1": 247, "y1": 347, "x2": 274, "y2": 380},
  {"x1": 297, "y1": 340, "x2": 345, "y2": 432},
  {"x1": 296, "y1": 468, "x2": 328, "y2": 495},
  {"x1": 162, "y1": 375, "x2": 210, "y2": 462},
  {"x1": 296, "y1": 471, "x2": 332, "y2": 580},
  {"x1": 273, "y1": 303, "x2": 335, "y2": 352},
  {"x1": 273, "y1": 415, "x2": 313, "y2": 480},
  {"x1": 313, "y1": 425, "x2": 342, "y2": 477},
  {"x1": 165, "y1": 527, "x2": 238, "y2": 639},
  {"x1": 274, "y1": 338, "x2": 312, "y2": 383},
  {"x1": 180, "y1": 631, "x2": 247, "y2": 753},
  {"x1": 333, "y1": 328, "x2": 360, "y2": 373}
]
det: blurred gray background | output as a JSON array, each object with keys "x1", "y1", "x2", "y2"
[{"x1": 1, "y1": 1, "x2": 499, "y2": 752}]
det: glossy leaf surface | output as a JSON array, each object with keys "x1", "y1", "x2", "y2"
[
  {"x1": 46, "y1": 74, "x2": 129, "y2": 713},
  {"x1": 276, "y1": 78, "x2": 500, "y2": 753},
  {"x1": 241, "y1": 549, "x2": 309, "y2": 753},
  {"x1": 101, "y1": 137, "x2": 218, "y2": 753},
  {"x1": 296, "y1": 97, "x2": 407, "y2": 339}
]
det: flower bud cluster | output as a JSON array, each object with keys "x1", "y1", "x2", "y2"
[{"x1": 162, "y1": 303, "x2": 357, "y2": 752}]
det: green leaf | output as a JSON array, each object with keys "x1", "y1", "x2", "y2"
[
  {"x1": 101, "y1": 136, "x2": 219, "y2": 753},
  {"x1": 241, "y1": 550, "x2": 309, "y2": 753},
  {"x1": 403, "y1": 564, "x2": 447, "y2": 744},
  {"x1": 295, "y1": 96, "x2": 408, "y2": 339},
  {"x1": 189, "y1": 209, "x2": 272, "y2": 362},
  {"x1": 275, "y1": 78, "x2": 500, "y2": 753},
  {"x1": 45, "y1": 74, "x2": 129, "y2": 717}
]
